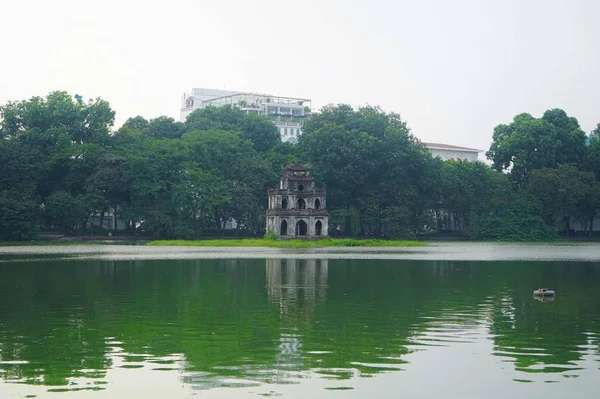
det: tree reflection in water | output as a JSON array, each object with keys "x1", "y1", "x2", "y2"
[{"x1": 0, "y1": 259, "x2": 599, "y2": 394}]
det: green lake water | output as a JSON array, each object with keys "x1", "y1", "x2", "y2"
[{"x1": 0, "y1": 244, "x2": 599, "y2": 398}]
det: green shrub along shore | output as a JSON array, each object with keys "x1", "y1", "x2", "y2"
[{"x1": 147, "y1": 238, "x2": 425, "y2": 248}]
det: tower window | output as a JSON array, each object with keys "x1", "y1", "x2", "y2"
[
  {"x1": 298, "y1": 184, "x2": 304, "y2": 191},
  {"x1": 297, "y1": 198, "x2": 306, "y2": 210}
]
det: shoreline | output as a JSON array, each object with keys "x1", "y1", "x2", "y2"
[
  {"x1": 2, "y1": 236, "x2": 600, "y2": 247},
  {"x1": 146, "y1": 238, "x2": 426, "y2": 248}
]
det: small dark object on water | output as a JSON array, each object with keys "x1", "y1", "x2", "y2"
[{"x1": 533, "y1": 288, "x2": 555, "y2": 297}]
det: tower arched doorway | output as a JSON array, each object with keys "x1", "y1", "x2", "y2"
[
  {"x1": 315, "y1": 220, "x2": 322, "y2": 236},
  {"x1": 280, "y1": 220, "x2": 288, "y2": 236},
  {"x1": 296, "y1": 220, "x2": 307, "y2": 236}
]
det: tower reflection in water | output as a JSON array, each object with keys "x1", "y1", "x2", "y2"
[{"x1": 265, "y1": 259, "x2": 328, "y2": 373}]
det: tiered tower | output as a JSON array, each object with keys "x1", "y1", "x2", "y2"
[{"x1": 266, "y1": 164, "x2": 328, "y2": 239}]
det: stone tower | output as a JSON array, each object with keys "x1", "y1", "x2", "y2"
[{"x1": 266, "y1": 164, "x2": 328, "y2": 239}]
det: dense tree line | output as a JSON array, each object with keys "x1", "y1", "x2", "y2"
[{"x1": 0, "y1": 92, "x2": 599, "y2": 240}]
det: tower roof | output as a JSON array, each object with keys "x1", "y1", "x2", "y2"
[
  {"x1": 282, "y1": 163, "x2": 313, "y2": 180},
  {"x1": 283, "y1": 163, "x2": 310, "y2": 172}
]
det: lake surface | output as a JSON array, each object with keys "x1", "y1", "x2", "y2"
[{"x1": 0, "y1": 243, "x2": 599, "y2": 398}]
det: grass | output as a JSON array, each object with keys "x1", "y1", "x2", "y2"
[
  {"x1": 0, "y1": 239, "x2": 146, "y2": 246},
  {"x1": 147, "y1": 238, "x2": 425, "y2": 248},
  {"x1": 0, "y1": 240, "x2": 112, "y2": 246}
]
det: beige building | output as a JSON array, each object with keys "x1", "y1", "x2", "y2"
[
  {"x1": 423, "y1": 142, "x2": 482, "y2": 162},
  {"x1": 180, "y1": 88, "x2": 310, "y2": 143}
]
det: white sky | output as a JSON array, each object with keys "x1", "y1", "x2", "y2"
[{"x1": 1, "y1": 0, "x2": 598, "y2": 152}]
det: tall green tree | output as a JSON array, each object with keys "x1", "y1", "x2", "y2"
[
  {"x1": 172, "y1": 169, "x2": 232, "y2": 235},
  {"x1": 44, "y1": 191, "x2": 90, "y2": 235},
  {"x1": 299, "y1": 105, "x2": 432, "y2": 237},
  {"x1": 0, "y1": 91, "x2": 114, "y2": 144},
  {"x1": 590, "y1": 123, "x2": 600, "y2": 142},
  {"x1": 185, "y1": 106, "x2": 280, "y2": 152},
  {"x1": 0, "y1": 140, "x2": 44, "y2": 240},
  {"x1": 119, "y1": 139, "x2": 188, "y2": 238},
  {"x1": 487, "y1": 109, "x2": 587, "y2": 186},
  {"x1": 145, "y1": 116, "x2": 185, "y2": 139},
  {"x1": 586, "y1": 132, "x2": 600, "y2": 179},
  {"x1": 527, "y1": 164, "x2": 595, "y2": 234},
  {"x1": 85, "y1": 153, "x2": 131, "y2": 231},
  {"x1": 302, "y1": 104, "x2": 406, "y2": 139},
  {"x1": 182, "y1": 130, "x2": 270, "y2": 232},
  {"x1": 467, "y1": 195, "x2": 553, "y2": 241},
  {"x1": 121, "y1": 115, "x2": 150, "y2": 131},
  {"x1": 0, "y1": 189, "x2": 40, "y2": 240},
  {"x1": 438, "y1": 160, "x2": 512, "y2": 231}
]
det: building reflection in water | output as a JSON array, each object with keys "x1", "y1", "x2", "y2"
[
  {"x1": 428, "y1": 260, "x2": 474, "y2": 278},
  {"x1": 266, "y1": 259, "x2": 328, "y2": 310},
  {"x1": 266, "y1": 259, "x2": 329, "y2": 374}
]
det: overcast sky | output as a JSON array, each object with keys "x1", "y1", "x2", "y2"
[{"x1": 1, "y1": 0, "x2": 598, "y2": 152}]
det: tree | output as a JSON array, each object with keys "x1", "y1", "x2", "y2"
[
  {"x1": 172, "y1": 169, "x2": 232, "y2": 236},
  {"x1": 0, "y1": 140, "x2": 43, "y2": 193},
  {"x1": 121, "y1": 116, "x2": 149, "y2": 131},
  {"x1": 302, "y1": 104, "x2": 407, "y2": 139},
  {"x1": 45, "y1": 191, "x2": 90, "y2": 235},
  {"x1": 181, "y1": 130, "x2": 270, "y2": 232},
  {"x1": 262, "y1": 141, "x2": 300, "y2": 177},
  {"x1": 0, "y1": 190, "x2": 40, "y2": 241},
  {"x1": 0, "y1": 92, "x2": 117, "y2": 211},
  {"x1": 577, "y1": 181, "x2": 600, "y2": 236},
  {"x1": 527, "y1": 164, "x2": 595, "y2": 234},
  {"x1": 119, "y1": 139, "x2": 188, "y2": 238},
  {"x1": 40, "y1": 144, "x2": 107, "y2": 199},
  {"x1": 299, "y1": 123, "x2": 381, "y2": 211},
  {"x1": 467, "y1": 195, "x2": 554, "y2": 241},
  {"x1": 437, "y1": 160, "x2": 512, "y2": 231},
  {"x1": 587, "y1": 135, "x2": 600, "y2": 179},
  {"x1": 145, "y1": 116, "x2": 185, "y2": 139},
  {"x1": 239, "y1": 113, "x2": 280, "y2": 153},
  {"x1": 185, "y1": 106, "x2": 280, "y2": 152},
  {"x1": 487, "y1": 109, "x2": 587, "y2": 186},
  {"x1": 116, "y1": 116, "x2": 184, "y2": 140},
  {"x1": 299, "y1": 105, "x2": 432, "y2": 237},
  {"x1": 590, "y1": 123, "x2": 600, "y2": 142},
  {"x1": 0, "y1": 140, "x2": 43, "y2": 240},
  {"x1": 0, "y1": 91, "x2": 114, "y2": 145},
  {"x1": 185, "y1": 105, "x2": 245, "y2": 132},
  {"x1": 85, "y1": 153, "x2": 131, "y2": 231}
]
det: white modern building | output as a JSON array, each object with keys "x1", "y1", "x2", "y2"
[
  {"x1": 423, "y1": 142, "x2": 482, "y2": 162},
  {"x1": 180, "y1": 88, "x2": 311, "y2": 143}
]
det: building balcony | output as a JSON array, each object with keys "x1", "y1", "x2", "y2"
[
  {"x1": 268, "y1": 188, "x2": 326, "y2": 195},
  {"x1": 266, "y1": 209, "x2": 328, "y2": 216}
]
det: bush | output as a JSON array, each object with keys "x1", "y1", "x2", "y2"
[
  {"x1": 45, "y1": 191, "x2": 89, "y2": 235},
  {"x1": 0, "y1": 189, "x2": 40, "y2": 240},
  {"x1": 467, "y1": 197, "x2": 555, "y2": 241},
  {"x1": 263, "y1": 231, "x2": 277, "y2": 241}
]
